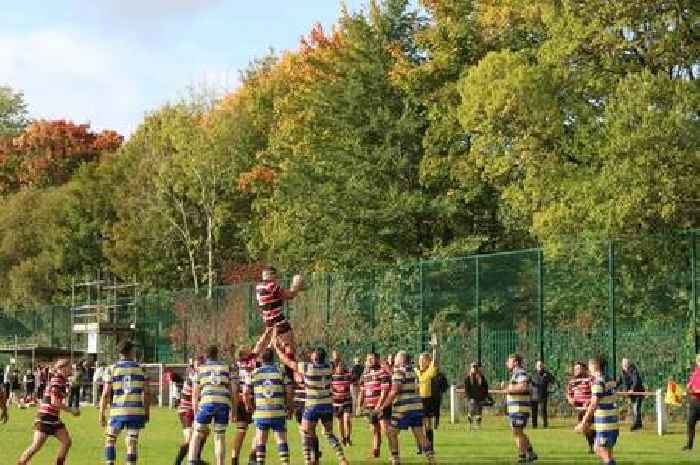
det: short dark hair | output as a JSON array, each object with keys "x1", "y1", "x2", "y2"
[
  {"x1": 509, "y1": 353, "x2": 523, "y2": 365},
  {"x1": 261, "y1": 348, "x2": 275, "y2": 364},
  {"x1": 591, "y1": 355, "x2": 607, "y2": 373},
  {"x1": 206, "y1": 345, "x2": 219, "y2": 360},
  {"x1": 118, "y1": 340, "x2": 134, "y2": 356},
  {"x1": 315, "y1": 347, "x2": 327, "y2": 363}
]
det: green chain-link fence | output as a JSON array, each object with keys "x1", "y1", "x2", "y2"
[{"x1": 1, "y1": 232, "x2": 698, "y2": 393}]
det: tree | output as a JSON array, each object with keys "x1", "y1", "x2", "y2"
[
  {"x1": 0, "y1": 120, "x2": 123, "y2": 193},
  {"x1": 0, "y1": 86, "x2": 28, "y2": 137}
]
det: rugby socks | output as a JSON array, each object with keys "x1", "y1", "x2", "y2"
[
  {"x1": 255, "y1": 444, "x2": 266, "y2": 465},
  {"x1": 314, "y1": 436, "x2": 321, "y2": 461},
  {"x1": 105, "y1": 436, "x2": 117, "y2": 465},
  {"x1": 426, "y1": 429, "x2": 434, "y2": 447},
  {"x1": 303, "y1": 433, "x2": 314, "y2": 465},
  {"x1": 248, "y1": 450, "x2": 257, "y2": 465},
  {"x1": 176, "y1": 445, "x2": 188, "y2": 465},
  {"x1": 278, "y1": 442, "x2": 289, "y2": 465},
  {"x1": 56, "y1": 459, "x2": 65, "y2": 465},
  {"x1": 390, "y1": 450, "x2": 400, "y2": 465},
  {"x1": 324, "y1": 431, "x2": 347, "y2": 461},
  {"x1": 126, "y1": 430, "x2": 140, "y2": 465}
]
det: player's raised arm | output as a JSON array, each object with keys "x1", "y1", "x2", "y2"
[
  {"x1": 274, "y1": 339, "x2": 299, "y2": 373},
  {"x1": 279, "y1": 274, "x2": 304, "y2": 300}
]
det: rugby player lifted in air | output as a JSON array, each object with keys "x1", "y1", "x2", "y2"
[{"x1": 253, "y1": 267, "x2": 304, "y2": 355}]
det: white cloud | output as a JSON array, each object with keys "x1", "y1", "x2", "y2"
[
  {"x1": 100, "y1": 0, "x2": 224, "y2": 20},
  {"x1": 0, "y1": 29, "x2": 143, "y2": 135}
]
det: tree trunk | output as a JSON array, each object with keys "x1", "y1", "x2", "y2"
[{"x1": 207, "y1": 213, "x2": 213, "y2": 300}]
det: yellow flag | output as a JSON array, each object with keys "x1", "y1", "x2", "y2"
[{"x1": 665, "y1": 381, "x2": 683, "y2": 406}]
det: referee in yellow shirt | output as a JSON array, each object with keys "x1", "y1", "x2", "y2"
[{"x1": 415, "y1": 341, "x2": 439, "y2": 452}]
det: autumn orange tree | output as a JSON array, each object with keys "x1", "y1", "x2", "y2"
[{"x1": 0, "y1": 120, "x2": 122, "y2": 193}]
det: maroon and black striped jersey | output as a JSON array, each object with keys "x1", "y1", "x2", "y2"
[
  {"x1": 255, "y1": 280, "x2": 286, "y2": 326},
  {"x1": 331, "y1": 371, "x2": 352, "y2": 407},
  {"x1": 362, "y1": 368, "x2": 391, "y2": 409},
  {"x1": 178, "y1": 371, "x2": 195, "y2": 414},
  {"x1": 568, "y1": 376, "x2": 593, "y2": 410},
  {"x1": 37, "y1": 373, "x2": 67, "y2": 423}
]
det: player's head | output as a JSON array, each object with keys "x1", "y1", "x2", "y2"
[
  {"x1": 469, "y1": 361, "x2": 481, "y2": 374},
  {"x1": 621, "y1": 358, "x2": 630, "y2": 371},
  {"x1": 418, "y1": 352, "x2": 432, "y2": 370},
  {"x1": 53, "y1": 358, "x2": 70, "y2": 376},
  {"x1": 260, "y1": 348, "x2": 275, "y2": 364},
  {"x1": 332, "y1": 350, "x2": 340, "y2": 361},
  {"x1": 367, "y1": 352, "x2": 379, "y2": 369},
  {"x1": 206, "y1": 345, "x2": 219, "y2": 360},
  {"x1": 395, "y1": 351, "x2": 408, "y2": 367},
  {"x1": 262, "y1": 266, "x2": 277, "y2": 281},
  {"x1": 238, "y1": 347, "x2": 251, "y2": 360},
  {"x1": 588, "y1": 355, "x2": 607, "y2": 376},
  {"x1": 117, "y1": 339, "x2": 135, "y2": 359},
  {"x1": 311, "y1": 347, "x2": 327, "y2": 364},
  {"x1": 333, "y1": 358, "x2": 346, "y2": 373},
  {"x1": 573, "y1": 361, "x2": 586, "y2": 377},
  {"x1": 536, "y1": 360, "x2": 544, "y2": 371},
  {"x1": 507, "y1": 353, "x2": 523, "y2": 371}
]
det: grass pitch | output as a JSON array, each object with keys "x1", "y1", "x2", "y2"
[{"x1": 1, "y1": 406, "x2": 696, "y2": 464}]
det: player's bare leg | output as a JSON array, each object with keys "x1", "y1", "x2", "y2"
[
  {"x1": 411, "y1": 426, "x2": 435, "y2": 464},
  {"x1": 231, "y1": 423, "x2": 248, "y2": 465},
  {"x1": 321, "y1": 417, "x2": 348, "y2": 465},
  {"x1": 255, "y1": 429, "x2": 268, "y2": 465},
  {"x1": 177, "y1": 427, "x2": 193, "y2": 465},
  {"x1": 213, "y1": 424, "x2": 227, "y2": 465},
  {"x1": 344, "y1": 411, "x2": 352, "y2": 445},
  {"x1": 189, "y1": 424, "x2": 208, "y2": 465},
  {"x1": 387, "y1": 428, "x2": 400, "y2": 465},
  {"x1": 370, "y1": 422, "x2": 381, "y2": 458},
  {"x1": 17, "y1": 431, "x2": 48, "y2": 465},
  {"x1": 125, "y1": 429, "x2": 140, "y2": 465},
  {"x1": 54, "y1": 427, "x2": 73, "y2": 465},
  {"x1": 273, "y1": 431, "x2": 289, "y2": 465}
]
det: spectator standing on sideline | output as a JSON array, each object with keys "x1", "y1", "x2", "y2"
[
  {"x1": 3, "y1": 363, "x2": 12, "y2": 404},
  {"x1": 464, "y1": 362, "x2": 490, "y2": 430},
  {"x1": 531, "y1": 360, "x2": 557, "y2": 428},
  {"x1": 618, "y1": 358, "x2": 644, "y2": 431},
  {"x1": 68, "y1": 364, "x2": 81, "y2": 409},
  {"x1": 683, "y1": 354, "x2": 700, "y2": 451},
  {"x1": 94, "y1": 362, "x2": 106, "y2": 406},
  {"x1": 431, "y1": 371, "x2": 449, "y2": 429}
]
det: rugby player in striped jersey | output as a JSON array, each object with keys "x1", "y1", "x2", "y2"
[
  {"x1": 189, "y1": 345, "x2": 240, "y2": 465},
  {"x1": 576, "y1": 356, "x2": 619, "y2": 465},
  {"x1": 232, "y1": 348, "x2": 258, "y2": 465},
  {"x1": 359, "y1": 352, "x2": 392, "y2": 459},
  {"x1": 175, "y1": 358, "x2": 208, "y2": 465},
  {"x1": 17, "y1": 359, "x2": 79, "y2": 465},
  {"x1": 331, "y1": 358, "x2": 353, "y2": 447},
  {"x1": 567, "y1": 361, "x2": 595, "y2": 453},
  {"x1": 378, "y1": 351, "x2": 434, "y2": 465},
  {"x1": 253, "y1": 267, "x2": 303, "y2": 355},
  {"x1": 248, "y1": 348, "x2": 293, "y2": 465},
  {"x1": 100, "y1": 340, "x2": 150, "y2": 465},
  {"x1": 274, "y1": 335, "x2": 349, "y2": 465}
]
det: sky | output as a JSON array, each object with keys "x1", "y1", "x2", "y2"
[{"x1": 0, "y1": 0, "x2": 368, "y2": 136}]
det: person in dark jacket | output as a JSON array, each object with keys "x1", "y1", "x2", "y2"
[
  {"x1": 431, "y1": 371, "x2": 449, "y2": 429},
  {"x1": 464, "y1": 362, "x2": 490, "y2": 429},
  {"x1": 618, "y1": 358, "x2": 644, "y2": 431},
  {"x1": 531, "y1": 360, "x2": 557, "y2": 428}
]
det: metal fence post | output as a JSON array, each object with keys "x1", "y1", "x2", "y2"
[
  {"x1": 608, "y1": 240, "x2": 617, "y2": 377},
  {"x1": 691, "y1": 231, "x2": 697, "y2": 354},
  {"x1": 326, "y1": 273, "x2": 332, "y2": 326},
  {"x1": 475, "y1": 256, "x2": 481, "y2": 364},
  {"x1": 419, "y1": 261, "x2": 425, "y2": 353},
  {"x1": 538, "y1": 249, "x2": 544, "y2": 362}
]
